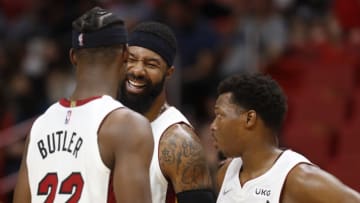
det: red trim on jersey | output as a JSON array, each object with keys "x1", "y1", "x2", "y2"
[
  {"x1": 166, "y1": 182, "x2": 176, "y2": 203},
  {"x1": 59, "y1": 96, "x2": 102, "y2": 107},
  {"x1": 107, "y1": 173, "x2": 116, "y2": 203}
]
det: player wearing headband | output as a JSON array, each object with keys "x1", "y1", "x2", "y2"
[
  {"x1": 118, "y1": 21, "x2": 216, "y2": 203},
  {"x1": 13, "y1": 7, "x2": 154, "y2": 203}
]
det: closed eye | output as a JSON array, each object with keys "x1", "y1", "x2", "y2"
[
  {"x1": 128, "y1": 57, "x2": 138, "y2": 63},
  {"x1": 144, "y1": 59, "x2": 161, "y2": 69},
  {"x1": 145, "y1": 62, "x2": 159, "y2": 69}
]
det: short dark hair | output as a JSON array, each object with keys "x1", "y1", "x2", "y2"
[
  {"x1": 128, "y1": 21, "x2": 177, "y2": 67},
  {"x1": 218, "y1": 73, "x2": 287, "y2": 132}
]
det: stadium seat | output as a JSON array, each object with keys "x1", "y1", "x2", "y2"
[
  {"x1": 289, "y1": 86, "x2": 348, "y2": 128},
  {"x1": 281, "y1": 121, "x2": 335, "y2": 168},
  {"x1": 302, "y1": 62, "x2": 356, "y2": 98},
  {"x1": 327, "y1": 155, "x2": 360, "y2": 192}
]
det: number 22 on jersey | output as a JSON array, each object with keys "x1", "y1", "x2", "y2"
[{"x1": 38, "y1": 172, "x2": 84, "y2": 203}]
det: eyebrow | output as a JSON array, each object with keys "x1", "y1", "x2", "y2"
[
  {"x1": 129, "y1": 53, "x2": 161, "y2": 65},
  {"x1": 128, "y1": 53, "x2": 138, "y2": 59}
]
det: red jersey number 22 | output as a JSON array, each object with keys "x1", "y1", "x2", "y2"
[{"x1": 38, "y1": 172, "x2": 84, "y2": 203}]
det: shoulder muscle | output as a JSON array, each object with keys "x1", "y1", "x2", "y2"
[
  {"x1": 282, "y1": 163, "x2": 360, "y2": 203},
  {"x1": 159, "y1": 123, "x2": 212, "y2": 193},
  {"x1": 99, "y1": 108, "x2": 153, "y2": 168}
]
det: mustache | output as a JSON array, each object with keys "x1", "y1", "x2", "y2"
[{"x1": 126, "y1": 73, "x2": 151, "y2": 84}]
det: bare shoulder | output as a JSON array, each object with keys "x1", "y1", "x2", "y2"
[
  {"x1": 159, "y1": 123, "x2": 212, "y2": 192},
  {"x1": 98, "y1": 107, "x2": 153, "y2": 169},
  {"x1": 101, "y1": 107, "x2": 153, "y2": 144},
  {"x1": 282, "y1": 163, "x2": 360, "y2": 203},
  {"x1": 101, "y1": 108, "x2": 153, "y2": 203}
]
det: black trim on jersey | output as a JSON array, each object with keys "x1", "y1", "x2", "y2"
[{"x1": 176, "y1": 189, "x2": 216, "y2": 203}]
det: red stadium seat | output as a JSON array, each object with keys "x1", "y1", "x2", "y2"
[
  {"x1": 326, "y1": 92, "x2": 360, "y2": 192},
  {"x1": 302, "y1": 62, "x2": 356, "y2": 98},
  {"x1": 327, "y1": 155, "x2": 360, "y2": 192},
  {"x1": 282, "y1": 121, "x2": 335, "y2": 168},
  {"x1": 289, "y1": 86, "x2": 348, "y2": 128}
]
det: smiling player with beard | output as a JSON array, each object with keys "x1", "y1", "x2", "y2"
[
  {"x1": 118, "y1": 21, "x2": 216, "y2": 203},
  {"x1": 120, "y1": 66, "x2": 166, "y2": 115}
]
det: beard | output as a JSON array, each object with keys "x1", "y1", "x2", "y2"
[{"x1": 118, "y1": 75, "x2": 166, "y2": 114}]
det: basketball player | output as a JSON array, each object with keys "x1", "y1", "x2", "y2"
[
  {"x1": 211, "y1": 73, "x2": 360, "y2": 202},
  {"x1": 118, "y1": 21, "x2": 216, "y2": 203},
  {"x1": 13, "y1": 7, "x2": 154, "y2": 203}
]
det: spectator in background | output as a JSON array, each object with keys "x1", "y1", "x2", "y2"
[
  {"x1": 219, "y1": 0, "x2": 287, "y2": 77},
  {"x1": 154, "y1": 0, "x2": 221, "y2": 123},
  {"x1": 103, "y1": 0, "x2": 155, "y2": 29}
]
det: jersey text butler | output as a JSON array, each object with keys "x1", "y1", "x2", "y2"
[{"x1": 37, "y1": 130, "x2": 83, "y2": 159}]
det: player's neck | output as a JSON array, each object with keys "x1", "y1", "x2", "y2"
[
  {"x1": 239, "y1": 145, "x2": 282, "y2": 186},
  {"x1": 72, "y1": 67, "x2": 119, "y2": 100},
  {"x1": 240, "y1": 128, "x2": 280, "y2": 170},
  {"x1": 71, "y1": 80, "x2": 117, "y2": 100},
  {"x1": 145, "y1": 91, "x2": 168, "y2": 122}
]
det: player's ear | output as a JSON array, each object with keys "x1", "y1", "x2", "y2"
[
  {"x1": 165, "y1": 66, "x2": 175, "y2": 79},
  {"x1": 245, "y1": 110, "x2": 257, "y2": 128},
  {"x1": 69, "y1": 48, "x2": 77, "y2": 67}
]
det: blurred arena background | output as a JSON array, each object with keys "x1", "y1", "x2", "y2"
[{"x1": 0, "y1": 0, "x2": 360, "y2": 202}]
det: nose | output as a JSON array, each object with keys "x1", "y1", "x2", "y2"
[
  {"x1": 128, "y1": 60, "x2": 146, "y2": 77},
  {"x1": 210, "y1": 120, "x2": 217, "y2": 133},
  {"x1": 132, "y1": 64, "x2": 146, "y2": 77}
]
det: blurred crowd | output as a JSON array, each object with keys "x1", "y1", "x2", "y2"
[{"x1": 1, "y1": 0, "x2": 360, "y2": 201}]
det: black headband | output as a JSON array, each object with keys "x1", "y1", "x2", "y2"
[
  {"x1": 72, "y1": 25, "x2": 127, "y2": 49},
  {"x1": 128, "y1": 31, "x2": 176, "y2": 67}
]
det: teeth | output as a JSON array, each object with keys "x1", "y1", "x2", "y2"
[{"x1": 128, "y1": 80, "x2": 145, "y2": 87}]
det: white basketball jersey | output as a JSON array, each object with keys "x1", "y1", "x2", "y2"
[
  {"x1": 27, "y1": 95, "x2": 123, "y2": 203},
  {"x1": 150, "y1": 107, "x2": 191, "y2": 203},
  {"x1": 217, "y1": 150, "x2": 312, "y2": 203}
]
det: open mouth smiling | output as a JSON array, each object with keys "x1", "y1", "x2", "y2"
[{"x1": 126, "y1": 79, "x2": 147, "y2": 94}]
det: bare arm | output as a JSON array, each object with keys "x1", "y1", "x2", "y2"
[
  {"x1": 13, "y1": 136, "x2": 31, "y2": 203},
  {"x1": 282, "y1": 163, "x2": 360, "y2": 203},
  {"x1": 99, "y1": 109, "x2": 154, "y2": 203},
  {"x1": 159, "y1": 123, "x2": 213, "y2": 193}
]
